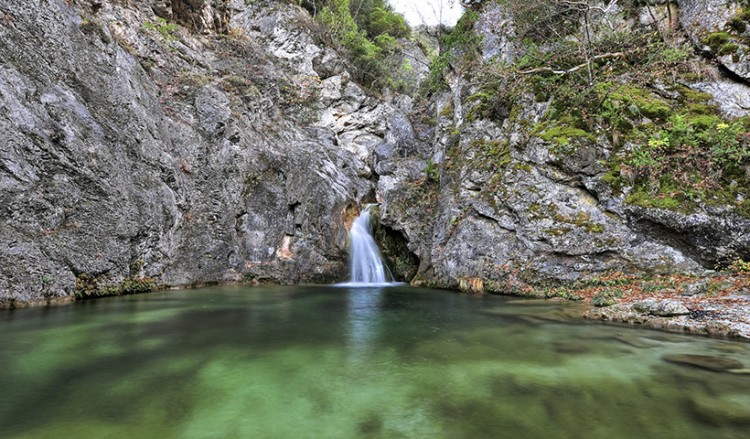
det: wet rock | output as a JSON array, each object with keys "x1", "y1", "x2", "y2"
[
  {"x1": 633, "y1": 299, "x2": 690, "y2": 316},
  {"x1": 663, "y1": 354, "x2": 744, "y2": 372}
]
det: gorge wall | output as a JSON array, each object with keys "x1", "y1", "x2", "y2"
[
  {"x1": 376, "y1": 0, "x2": 750, "y2": 293},
  {"x1": 1, "y1": 0, "x2": 749, "y2": 306}
]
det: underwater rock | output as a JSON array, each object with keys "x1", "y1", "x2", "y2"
[
  {"x1": 690, "y1": 394, "x2": 750, "y2": 426},
  {"x1": 663, "y1": 354, "x2": 744, "y2": 372}
]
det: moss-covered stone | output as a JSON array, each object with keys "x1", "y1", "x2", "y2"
[
  {"x1": 718, "y1": 43, "x2": 740, "y2": 56},
  {"x1": 75, "y1": 273, "x2": 161, "y2": 300},
  {"x1": 705, "y1": 32, "x2": 731, "y2": 52},
  {"x1": 625, "y1": 188, "x2": 681, "y2": 211}
]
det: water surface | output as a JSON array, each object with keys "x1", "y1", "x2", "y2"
[{"x1": 1, "y1": 285, "x2": 749, "y2": 438}]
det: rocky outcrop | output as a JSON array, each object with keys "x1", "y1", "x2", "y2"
[
  {"x1": 375, "y1": 1, "x2": 750, "y2": 291},
  {"x1": 678, "y1": 0, "x2": 750, "y2": 82},
  {"x1": 0, "y1": 0, "x2": 386, "y2": 305}
]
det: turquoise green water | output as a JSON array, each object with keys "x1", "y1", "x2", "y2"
[{"x1": 1, "y1": 285, "x2": 749, "y2": 438}]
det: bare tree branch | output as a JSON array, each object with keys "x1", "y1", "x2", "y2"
[{"x1": 518, "y1": 51, "x2": 626, "y2": 75}]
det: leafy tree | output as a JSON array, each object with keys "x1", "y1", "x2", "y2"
[{"x1": 302, "y1": 0, "x2": 411, "y2": 90}]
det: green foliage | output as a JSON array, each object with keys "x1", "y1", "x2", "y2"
[
  {"x1": 364, "y1": 5, "x2": 409, "y2": 38},
  {"x1": 424, "y1": 10, "x2": 482, "y2": 93},
  {"x1": 445, "y1": 0, "x2": 750, "y2": 218},
  {"x1": 424, "y1": 161, "x2": 440, "y2": 183},
  {"x1": 304, "y1": 0, "x2": 409, "y2": 90},
  {"x1": 143, "y1": 17, "x2": 178, "y2": 42},
  {"x1": 729, "y1": 258, "x2": 750, "y2": 274}
]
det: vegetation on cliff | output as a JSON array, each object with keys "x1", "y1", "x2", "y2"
[
  {"x1": 430, "y1": 1, "x2": 750, "y2": 219},
  {"x1": 301, "y1": 0, "x2": 411, "y2": 89}
]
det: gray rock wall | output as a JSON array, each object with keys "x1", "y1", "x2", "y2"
[
  {"x1": 375, "y1": 1, "x2": 750, "y2": 291},
  {"x1": 0, "y1": 0, "x2": 377, "y2": 305}
]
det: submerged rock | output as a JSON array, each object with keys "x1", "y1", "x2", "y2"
[
  {"x1": 663, "y1": 354, "x2": 744, "y2": 372},
  {"x1": 690, "y1": 394, "x2": 750, "y2": 426}
]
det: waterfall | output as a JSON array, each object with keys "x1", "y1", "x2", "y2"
[{"x1": 346, "y1": 205, "x2": 396, "y2": 286}]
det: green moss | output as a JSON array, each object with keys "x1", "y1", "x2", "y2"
[
  {"x1": 686, "y1": 103, "x2": 719, "y2": 116},
  {"x1": 75, "y1": 274, "x2": 160, "y2": 300},
  {"x1": 470, "y1": 139, "x2": 511, "y2": 171},
  {"x1": 718, "y1": 43, "x2": 740, "y2": 56},
  {"x1": 545, "y1": 227, "x2": 572, "y2": 236},
  {"x1": 728, "y1": 16, "x2": 747, "y2": 34},
  {"x1": 603, "y1": 84, "x2": 672, "y2": 120},
  {"x1": 704, "y1": 32, "x2": 731, "y2": 52},
  {"x1": 514, "y1": 163, "x2": 532, "y2": 172},
  {"x1": 625, "y1": 189, "x2": 681, "y2": 211},
  {"x1": 535, "y1": 124, "x2": 596, "y2": 146},
  {"x1": 685, "y1": 113, "x2": 722, "y2": 130},
  {"x1": 679, "y1": 87, "x2": 713, "y2": 103},
  {"x1": 552, "y1": 211, "x2": 605, "y2": 233},
  {"x1": 602, "y1": 163, "x2": 623, "y2": 189},
  {"x1": 588, "y1": 83, "x2": 670, "y2": 146}
]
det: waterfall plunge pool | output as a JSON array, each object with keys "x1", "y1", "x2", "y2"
[{"x1": 1, "y1": 285, "x2": 749, "y2": 438}]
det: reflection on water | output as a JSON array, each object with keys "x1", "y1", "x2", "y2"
[
  {"x1": 0, "y1": 285, "x2": 749, "y2": 438},
  {"x1": 346, "y1": 287, "x2": 384, "y2": 365}
]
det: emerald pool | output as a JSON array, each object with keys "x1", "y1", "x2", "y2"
[{"x1": 1, "y1": 285, "x2": 749, "y2": 438}]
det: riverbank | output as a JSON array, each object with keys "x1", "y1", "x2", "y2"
[{"x1": 567, "y1": 272, "x2": 750, "y2": 341}]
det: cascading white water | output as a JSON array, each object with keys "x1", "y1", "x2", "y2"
[{"x1": 347, "y1": 205, "x2": 396, "y2": 286}]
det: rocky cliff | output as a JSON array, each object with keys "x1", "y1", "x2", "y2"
[
  {"x1": 0, "y1": 0, "x2": 406, "y2": 305},
  {"x1": 375, "y1": 0, "x2": 750, "y2": 293},
  {"x1": 1, "y1": 0, "x2": 749, "y2": 306}
]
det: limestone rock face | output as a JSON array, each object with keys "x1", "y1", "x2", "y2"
[
  {"x1": 678, "y1": 0, "x2": 750, "y2": 82},
  {"x1": 374, "y1": 1, "x2": 750, "y2": 291},
  {"x1": 0, "y1": 0, "x2": 376, "y2": 305}
]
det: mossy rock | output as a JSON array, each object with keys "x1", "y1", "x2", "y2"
[
  {"x1": 625, "y1": 188, "x2": 681, "y2": 211},
  {"x1": 75, "y1": 273, "x2": 160, "y2": 300},
  {"x1": 718, "y1": 43, "x2": 740, "y2": 56},
  {"x1": 704, "y1": 32, "x2": 731, "y2": 52}
]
